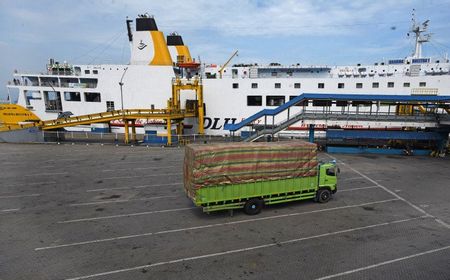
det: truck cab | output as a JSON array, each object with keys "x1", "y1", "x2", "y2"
[{"x1": 318, "y1": 162, "x2": 338, "y2": 194}]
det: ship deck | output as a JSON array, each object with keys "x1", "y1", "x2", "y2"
[{"x1": 0, "y1": 143, "x2": 449, "y2": 280}]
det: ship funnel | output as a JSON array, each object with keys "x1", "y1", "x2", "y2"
[
  {"x1": 167, "y1": 32, "x2": 192, "y2": 64},
  {"x1": 130, "y1": 14, "x2": 173, "y2": 66}
]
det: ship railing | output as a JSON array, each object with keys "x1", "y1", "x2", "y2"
[
  {"x1": 251, "y1": 109, "x2": 442, "y2": 133},
  {"x1": 34, "y1": 130, "x2": 240, "y2": 145}
]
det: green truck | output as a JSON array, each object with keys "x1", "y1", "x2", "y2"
[{"x1": 184, "y1": 141, "x2": 338, "y2": 215}]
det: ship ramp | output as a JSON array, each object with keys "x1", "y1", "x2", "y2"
[{"x1": 0, "y1": 78, "x2": 204, "y2": 145}]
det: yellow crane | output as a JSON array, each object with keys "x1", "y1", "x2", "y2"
[{"x1": 218, "y1": 50, "x2": 238, "y2": 78}]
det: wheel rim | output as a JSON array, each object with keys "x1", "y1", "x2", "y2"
[{"x1": 321, "y1": 192, "x2": 329, "y2": 201}]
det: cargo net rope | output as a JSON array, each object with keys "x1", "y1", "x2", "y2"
[{"x1": 184, "y1": 141, "x2": 318, "y2": 198}]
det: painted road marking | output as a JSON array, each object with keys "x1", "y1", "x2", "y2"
[
  {"x1": 325, "y1": 153, "x2": 450, "y2": 229},
  {"x1": 63, "y1": 216, "x2": 426, "y2": 280},
  {"x1": 101, "y1": 173, "x2": 182, "y2": 180},
  {"x1": 86, "y1": 182, "x2": 183, "y2": 192},
  {"x1": 0, "y1": 208, "x2": 20, "y2": 213},
  {"x1": 58, "y1": 207, "x2": 196, "y2": 224},
  {"x1": 1, "y1": 181, "x2": 57, "y2": 188},
  {"x1": 39, "y1": 198, "x2": 399, "y2": 250},
  {"x1": 339, "y1": 186, "x2": 379, "y2": 192},
  {"x1": 25, "y1": 172, "x2": 68, "y2": 177},
  {"x1": 0, "y1": 193, "x2": 40, "y2": 199},
  {"x1": 315, "y1": 244, "x2": 450, "y2": 280},
  {"x1": 102, "y1": 166, "x2": 177, "y2": 172},
  {"x1": 340, "y1": 176, "x2": 365, "y2": 181},
  {"x1": 69, "y1": 195, "x2": 178, "y2": 207},
  {"x1": 107, "y1": 159, "x2": 182, "y2": 166}
]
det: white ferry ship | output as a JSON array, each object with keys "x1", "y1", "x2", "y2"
[{"x1": 5, "y1": 13, "x2": 450, "y2": 135}]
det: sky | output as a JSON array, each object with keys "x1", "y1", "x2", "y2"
[{"x1": 1, "y1": 0, "x2": 450, "y2": 100}]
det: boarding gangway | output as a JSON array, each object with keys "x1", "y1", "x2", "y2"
[{"x1": 223, "y1": 93, "x2": 450, "y2": 142}]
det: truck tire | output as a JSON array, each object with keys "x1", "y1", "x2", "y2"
[
  {"x1": 244, "y1": 198, "x2": 263, "y2": 215},
  {"x1": 316, "y1": 188, "x2": 331, "y2": 203}
]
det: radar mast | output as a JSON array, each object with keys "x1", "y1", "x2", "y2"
[{"x1": 408, "y1": 9, "x2": 431, "y2": 59}]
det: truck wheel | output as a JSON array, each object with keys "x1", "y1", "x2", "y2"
[
  {"x1": 316, "y1": 189, "x2": 331, "y2": 203},
  {"x1": 244, "y1": 198, "x2": 263, "y2": 215}
]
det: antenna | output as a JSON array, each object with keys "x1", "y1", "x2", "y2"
[{"x1": 409, "y1": 9, "x2": 431, "y2": 58}]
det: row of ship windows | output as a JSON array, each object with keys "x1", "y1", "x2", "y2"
[
  {"x1": 248, "y1": 96, "x2": 392, "y2": 107},
  {"x1": 26, "y1": 91, "x2": 102, "y2": 102},
  {"x1": 84, "y1": 70, "x2": 99, "y2": 75},
  {"x1": 63, "y1": 91, "x2": 101, "y2": 102},
  {"x1": 232, "y1": 82, "x2": 427, "y2": 89},
  {"x1": 81, "y1": 67, "x2": 127, "y2": 74}
]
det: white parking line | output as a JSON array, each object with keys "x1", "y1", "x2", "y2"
[
  {"x1": 25, "y1": 172, "x2": 68, "y2": 177},
  {"x1": 39, "y1": 198, "x2": 399, "y2": 250},
  {"x1": 101, "y1": 173, "x2": 182, "y2": 180},
  {"x1": 1, "y1": 181, "x2": 57, "y2": 188},
  {"x1": 315, "y1": 244, "x2": 450, "y2": 280},
  {"x1": 107, "y1": 160, "x2": 182, "y2": 166},
  {"x1": 102, "y1": 166, "x2": 177, "y2": 172},
  {"x1": 326, "y1": 153, "x2": 450, "y2": 229},
  {"x1": 58, "y1": 207, "x2": 196, "y2": 224},
  {"x1": 86, "y1": 182, "x2": 183, "y2": 192},
  {"x1": 0, "y1": 193, "x2": 41, "y2": 199},
  {"x1": 340, "y1": 176, "x2": 365, "y2": 181},
  {"x1": 69, "y1": 195, "x2": 178, "y2": 207},
  {"x1": 339, "y1": 186, "x2": 379, "y2": 192},
  {"x1": 0, "y1": 208, "x2": 20, "y2": 213},
  {"x1": 63, "y1": 216, "x2": 426, "y2": 280}
]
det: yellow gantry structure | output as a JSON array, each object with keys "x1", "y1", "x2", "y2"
[{"x1": 0, "y1": 77, "x2": 204, "y2": 145}]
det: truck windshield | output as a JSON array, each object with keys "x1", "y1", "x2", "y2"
[{"x1": 326, "y1": 168, "x2": 336, "y2": 176}]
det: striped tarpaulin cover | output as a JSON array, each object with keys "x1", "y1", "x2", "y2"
[{"x1": 184, "y1": 141, "x2": 318, "y2": 196}]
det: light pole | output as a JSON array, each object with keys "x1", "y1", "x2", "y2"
[{"x1": 119, "y1": 67, "x2": 129, "y2": 111}]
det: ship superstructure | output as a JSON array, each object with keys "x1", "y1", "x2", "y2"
[{"x1": 6, "y1": 13, "x2": 450, "y2": 135}]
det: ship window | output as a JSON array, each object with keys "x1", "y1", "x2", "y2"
[
  {"x1": 313, "y1": 100, "x2": 332, "y2": 107},
  {"x1": 251, "y1": 83, "x2": 258, "y2": 89},
  {"x1": 318, "y1": 83, "x2": 325, "y2": 89},
  {"x1": 93, "y1": 70, "x2": 98, "y2": 74},
  {"x1": 247, "y1": 96, "x2": 262, "y2": 106},
  {"x1": 338, "y1": 83, "x2": 345, "y2": 89},
  {"x1": 271, "y1": 72, "x2": 278, "y2": 77},
  {"x1": 85, "y1": 92, "x2": 101, "y2": 102},
  {"x1": 356, "y1": 83, "x2": 363, "y2": 89},
  {"x1": 79, "y1": 78, "x2": 98, "y2": 88},
  {"x1": 232, "y1": 83, "x2": 239, "y2": 89},
  {"x1": 275, "y1": 83, "x2": 281, "y2": 89},
  {"x1": 266, "y1": 96, "x2": 285, "y2": 106},
  {"x1": 289, "y1": 96, "x2": 307, "y2": 106},
  {"x1": 336, "y1": 101, "x2": 348, "y2": 107},
  {"x1": 84, "y1": 70, "x2": 90, "y2": 74},
  {"x1": 64, "y1": 92, "x2": 81, "y2": 102},
  {"x1": 387, "y1": 82, "x2": 394, "y2": 88},
  {"x1": 287, "y1": 71, "x2": 293, "y2": 77},
  {"x1": 106, "y1": 101, "x2": 115, "y2": 111},
  {"x1": 372, "y1": 82, "x2": 379, "y2": 88},
  {"x1": 352, "y1": 101, "x2": 372, "y2": 107},
  {"x1": 44, "y1": 91, "x2": 63, "y2": 111},
  {"x1": 419, "y1": 82, "x2": 426, "y2": 87},
  {"x1": 74, "y1": 67, "x2": 81, "y2": 75},
  {"x1": 294, "y1": 83, "x2": 301, "y2": 89},
  {"x1": 403, "y1": 82, "x2": 410, "y2": 87},
  {"x1": 24, "y1": 90, "x2": 42, "y2": 106}
]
